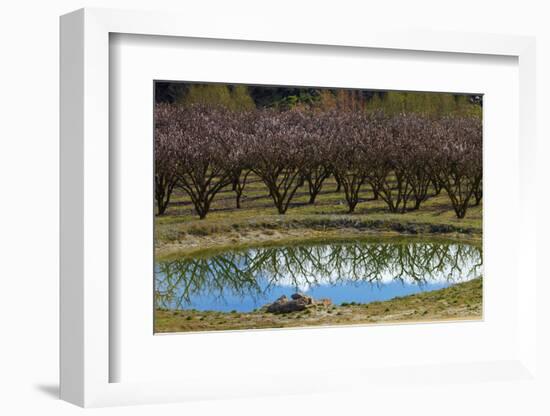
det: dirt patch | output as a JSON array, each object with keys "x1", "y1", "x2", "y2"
[{"x1": 155, "y1": 227, "x2": 481, "y2": 260}]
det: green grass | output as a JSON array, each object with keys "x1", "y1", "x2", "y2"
[
  {"x1": 154, "y1": 277, "x2": 483, "y2": 333},
  {"x1": 155, "y1": 174, "x2": 482, "y2": 259}
]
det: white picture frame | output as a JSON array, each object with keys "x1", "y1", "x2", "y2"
[{"x1": 60, "y1": 7, "x2": 538, "y2": 408}]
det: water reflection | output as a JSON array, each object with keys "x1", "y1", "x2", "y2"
[{"x1": 155, "y1": 239, "x2": 482, "y2": 312}]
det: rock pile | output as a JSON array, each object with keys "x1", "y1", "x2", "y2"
[{"x1": 265, "y1": 293, "x2": 332, "y2": 314}]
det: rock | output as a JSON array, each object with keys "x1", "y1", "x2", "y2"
[
  {"x1": 266, "y1": 298, "x2": 308, "y2": 314},
  {"x1": 318, "y1": 298, "x2": 332, "y2": 307},
  {"x1": 291, "y1": 293, "x2": 313, "y2": 304},
  {"x1": 265, "y1": 294, "x2": 331, "y2": 314},
  {"x1": 265, "y1": 295, "x2": 291, "y2": 313}
]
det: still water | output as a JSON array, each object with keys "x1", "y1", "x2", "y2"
[{"x1": 155, "y1": 238, "x2": 482, "y2": 313}]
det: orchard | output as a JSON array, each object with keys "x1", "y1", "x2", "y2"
[{"x1": 154, "y1": 103, "x2": 482, "y2": 219}]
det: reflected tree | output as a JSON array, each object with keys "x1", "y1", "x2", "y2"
[{"x1": 155, "y1": 241, "x2": 482, "y2": 309}]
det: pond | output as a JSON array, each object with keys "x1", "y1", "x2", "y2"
[{"x1": 155, "y1": 238, "x2": 483, "y2": 313}]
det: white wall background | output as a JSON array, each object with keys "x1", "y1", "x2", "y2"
[{"x1": 0, "y1": 1, "x2": 548, "y2": 415}]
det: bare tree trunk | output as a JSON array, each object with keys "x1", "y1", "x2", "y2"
[
  {"x1": 431, "y1": 177, "x2": 443, "y2": 196},
  {"x1": 339, "y1": 175, "x2": 366, "y2": 214},
  {"x1": 334, "y1": 174, "x2": 342, "y2": 193},
  {"x1": 155, "y1": 175, "x2": 176, "y2": 216},
  {"x1": 232, "y1": 170, "x2": 250, "y2": 209},
  {"x1": 305, "y1": 168, "x2": 331, "y2": 204},
  {"x1": 473, "y1": 179, "x2": 482, "y2": 206}
]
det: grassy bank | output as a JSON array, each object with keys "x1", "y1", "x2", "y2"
[
  {"x1": 155, "y1": 277, "x2": 482, "y2": 333},
  {"x1": 155, "y1": 175, "x2": 482, "y2": 259}
]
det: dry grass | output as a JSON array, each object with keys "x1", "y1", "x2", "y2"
[
  {"x1": 155, "y1": 174, "x2": 482, "y2": 259},
  {"x1": 155, "y1": 277, "x2": 482, "y2": 333},
  {"x1": 154, "y1": 175, "x2": 483, "y2": 333}
]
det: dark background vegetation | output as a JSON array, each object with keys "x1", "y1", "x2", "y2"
[{"x1": 155, "y1": 81, "x2": 482, "y2": 116}]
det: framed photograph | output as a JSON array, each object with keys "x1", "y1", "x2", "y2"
[
  {"x1": 60, "y1": 8, "x2": 538, "y2": 408},
  {"x1": 152, "y1": 81, "x2": 483, "y2": 334}
]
